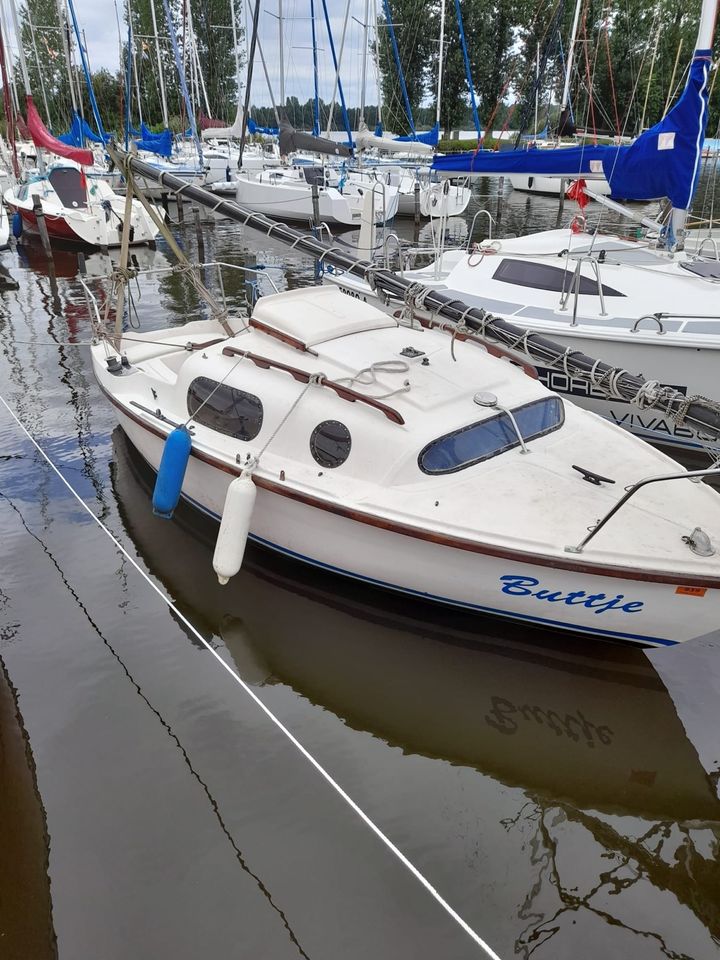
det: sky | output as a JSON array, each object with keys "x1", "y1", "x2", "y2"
[{"x1": 70, "y1": 0, "x2": 386, "y2": 109}]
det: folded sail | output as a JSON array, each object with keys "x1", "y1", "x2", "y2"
[
  {"x1": 26, "y1": 96, "x2": 93, "y2": 166},
  {"x1": 247, "y1": 117, "x2": 279, "y2": 136},
  {"x1": 356, "y1": 121, "x2": 432, "y2": 155},
  {"x1": 432, "y1": 142, "x2": 615, "y2": 176},
  {"x1": 59, "y1": 112, "x2": 108, "y2": 146},
  {"x1": 434, "y1": 49, "x2": 712, "y2": 213},
  {"x1": 394, "y1": 122, "x2": 439, "y2": 147},
  {"x1": 201, "y1": 105, "x2": 244, "y2": 140},
  {"x1": 278, "y1": 119, "x2": 352, "y2": 157},
  {"x1": 607, "y1": 48, "x2": 711, "y2": 210}
]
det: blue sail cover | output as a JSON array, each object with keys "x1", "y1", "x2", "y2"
[
  {"x1": 433, "y1": 49, "x2": 712, "y2": 209},
  {"x1": 140, "y1": 122, "x2": 171, "y2": 142},
  {"x1": 136, "y1": 129, "x2": 173, "y2": 157},
  {"x1": 606, "y1": 48, "x2": 711, "y2": 209},
  {"x1": 374, "y1": 122, "x2": 383, "y2": 137},
  {"x1": 59, "y1": 112, "x2": 109, "y2": 146},
  {"x1": 394, "y1": 122, "x2": 440, "y2": 146},
  {"x1": 247, "y1": 117, "x2": 279, "y2": 136}
]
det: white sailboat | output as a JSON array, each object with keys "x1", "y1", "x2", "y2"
[{"x1": 93, "y1": 280, "x2": 720, "y2": 648}]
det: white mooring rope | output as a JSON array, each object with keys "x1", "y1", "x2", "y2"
[{"x1": 0, "y1": 393, "x2": 503, "y2": 960}]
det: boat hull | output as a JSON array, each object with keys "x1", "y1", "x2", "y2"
[
  {"x1": 509, "y1": 173, "x2": 612, "y2": 197},
  {"x1": 115, "y1": 408, "x2": 720, "y2": 648}
]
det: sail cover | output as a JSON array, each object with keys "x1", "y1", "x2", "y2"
[
  {"x1": 26, "y1": 96, "x2": 93, "y2": 166},
  {"x1": 434, "y1": 49, "x2": 712, "y2": 210},
  {"x1": 394, "y1": 122, "x2": 439, "y2": 147},
  {"x1": 356, "y1": 121, "x2": 432, "y2": 155},
  {"x1": 247, "y1": 117, "x2": 279, "y2": 136},
  {"x1": 201, "y1": 106, "x2": 244, "y2": 140},
  {"x1": 59, "y1": 112, "x2": 108, "y2": 146},
  {"x1": 278, "y1": 119, "x2": 352, "y2": 158},
  {"x1": 607, "y1": 48, "x2": 711, "y2": 210},
  {"x1": 136, "y1": 128, "x2": 173, "y2": 157}
]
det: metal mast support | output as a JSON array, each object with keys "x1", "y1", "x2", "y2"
[{"x1": 435, "y1": 0, "x2": 446, "y2": 127}]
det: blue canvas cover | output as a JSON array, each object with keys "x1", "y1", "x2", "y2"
[
  {"x1": 432, "y1": 142, "x2": 617, "y2": 177},
  {"x1": 247, "y1": 117, "x2": 279, "y2": 136},
  {"x1": 602, "y1": 48, "x2": 711, "y2": 209},
  {"x1": 136, "y1": 129, "x2": 173, "y2": 157},
  {"x1": 394, "y1": 122, "x2": 440, "y2": 146},
  {"x1": 140, "y1": 122, "x2": 171, "y2": 143},
  {"x1": 59, "y1": 112, "x2": 108, "y2": 146},
  {"x1": 58, "y1": 112, "x2": 83, "y2": 147},
  {"x1": 433, "y1": 49, "x2": 711, "y2": 210}
]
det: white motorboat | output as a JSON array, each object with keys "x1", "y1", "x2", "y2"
[
  {"x1": 92, "y1": 283, "x2": 720, "y2": 647},
  {"x1": 328, "y1": 226, "x2": 720, "y2": 451},
  {"x1": 4, "y1": 160, "x2": 159, "y2": 247},
  {"x1": 235, "y1": 165, "x2": 400, "y2": 225},
  {"x1": 348, "y1": 167, "x2": 471, "y2": 218}
]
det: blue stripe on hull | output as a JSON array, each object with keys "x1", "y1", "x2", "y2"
[{"x1": 178, "y1": 490, "x2": 679, "y2": 648}]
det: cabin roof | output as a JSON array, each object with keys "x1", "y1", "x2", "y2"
[{"x1": 251, "y1": 286, "x2": 397, "y2": 347}]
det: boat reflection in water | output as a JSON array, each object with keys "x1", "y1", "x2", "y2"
[
  {"x1": 112, "y1": 428, "x2": 720, "y2": 949},
  {"x1": 0, "y1": 656, "x2": 57, "y2": 959}
]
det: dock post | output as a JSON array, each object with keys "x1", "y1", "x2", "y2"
[
  {"x1": 311, "y1": 182, "x2": 321, "y2": 230},
  {"x1": 176, "y1": 194, "x2": 184, "y2": 224},
  {"x1": 414, "y1": 181, "x2": 421, "y2": 227},
  {"x1": 558, "y1": 178, "x2": 566, "y2": 218},
  {"x1": 192, "y1": 206, "x2": 205, "y2": 263},
  {"x1": 31, "y1": 194, "x2": 52, "y2": 260}
]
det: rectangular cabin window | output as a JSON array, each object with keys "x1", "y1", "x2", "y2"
[
  {"x1": 492, "y1": 258, "x2": 624, "y2": 297},
  {"x1": 419, "y1": 397, "x2": 564, "y2": 474},
  {"x1": 187, "y1": 377, "x2": 264, "y2": 441}
]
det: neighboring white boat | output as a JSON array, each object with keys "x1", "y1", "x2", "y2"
[
  {"x1": 348, "y1": 167, "x2": 471, "y2": 218},
  {"x1": 0, "y1": 203, "x2": 9, "y2": 249},
  {"x1": 508, "y1": 172, "x2": 612, "y2": 197},
  {"x1": 327, "y1": 227, "x2": 720, "y2": 451},
  {"x1": 235, "y1": 165, "x2": 400, "y2": 225},
  {"x1": 4, "y1": 160, "x2": 159, "y2": 247},
  {"x1": 92, "y1": 283, "x2": 720, "y2": 647}
]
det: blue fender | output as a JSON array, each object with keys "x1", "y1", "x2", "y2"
[{"x1": 152, "y1": 426, "x2": 192, "y2": 519}]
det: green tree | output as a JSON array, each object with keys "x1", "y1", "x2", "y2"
[{"x1": 376, "y1": 0, "x2": 434, "y2": 133}]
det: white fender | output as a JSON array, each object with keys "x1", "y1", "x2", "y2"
[{"x1": 213, "y1": 470, "x2": 257, "y2": 585}]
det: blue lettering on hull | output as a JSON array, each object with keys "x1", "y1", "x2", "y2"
[{"x1": 499, "y1": 575, "x2": 645, "y2": 614}]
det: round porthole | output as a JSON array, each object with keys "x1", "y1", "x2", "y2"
[{"x1": 310, "y1": 420, "x2": 351, "y2": 468}]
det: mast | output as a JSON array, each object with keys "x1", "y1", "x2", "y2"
[
  {"x1": 373, "y1": 0, "x2": 382, "y2": 129},
  {"x1": 319, "y1": 0, "x2": 353, "y2": 145},
  {"x1": 435, "y1": 0, "x2": 446, "y2": 127},
  {"x1": 324, "y1": 0, "x2": 351, "y2": 137},
  {"x1": 534, "y1": 43, "x2": 540, "y2": 135},
  {"x1": 229, "y1": 0, "x2": 242, "y2": 126},
  {"x1": 382, "y1": 0, "x2": 416, "y2": 137},
  {"x1": 278, "y1": 0, "x2": 284, "y2": 112},
  {"x1": 559, "y1": 0, "x2": 581, "y2": 114},
  {"x1": 310, "y1": 0, "x2": 320, "y2": 134},
  {"x1": 0, "y1": 0, "x2": 19, "y2": 115},
  {"x1": 639, "y1": 20, "x2": 661, "y2": 133},
  {"x1": 453, "y1": 0, "x2": 480, "y2": 137},
  {"x1": 237, "y1": 0, "x2": 262, "y2": 167},
  {"x1": 150, "y1": 0, "x2": 169, "y2": 128},
  {"x1": 56, "y1": 0, "x2": 78, "y2": 117},
  {"x1": 360, "y1": 0, "x2": 369, "y2": 121},
  {"x1": 26, "y1": 5, "x2": 51, "y2": 125},
  {"x1": 66, "y1": 0, "x2": 107, "y2": 136}
]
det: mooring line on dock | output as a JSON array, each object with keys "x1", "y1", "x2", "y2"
[{"x1": 0, "y1": 393, "x2": 503, "y2": 960}]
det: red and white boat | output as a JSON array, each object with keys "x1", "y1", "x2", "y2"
[{"x1": 4, "y1": 159, "x2": 158, "y2": 247}]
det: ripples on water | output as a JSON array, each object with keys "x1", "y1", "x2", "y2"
[{"x1": 1, "y1": 179, "x2": 719, "y2": 960}]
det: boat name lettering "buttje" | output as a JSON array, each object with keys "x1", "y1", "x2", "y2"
[{"x1": 499, "y1": 576, "x2": 645, "y2": 614}]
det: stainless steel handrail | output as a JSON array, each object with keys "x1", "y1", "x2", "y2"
[
  {"x1": 466, "y1": 208, "x2": 496, "y2": 248},
  {"x1": 565, "y1": 468, "x2": 720, "y2": 554}
]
